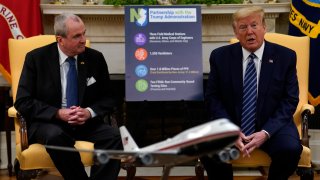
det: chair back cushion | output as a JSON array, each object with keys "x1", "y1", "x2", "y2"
[{"x1": 9, "y1": 35, "x2": 56, "y2": 102}]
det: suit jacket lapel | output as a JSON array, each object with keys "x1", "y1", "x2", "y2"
[
  {"x1": 77, "y1": 53, "x2": 87, "y2": 105},
  {"x1": 231, "y1": 43, "x2": 244, "y2": 125},
  {"x1": 48, "y1": 44, "x2": 62, "y2": 100},
  {"x1": 257, "y1": 41, "x2": 275, "y2": 119}
]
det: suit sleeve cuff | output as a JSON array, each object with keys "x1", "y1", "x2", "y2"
[{"x1": 86, "y1": 107, "x2": 97, "y2": 118}]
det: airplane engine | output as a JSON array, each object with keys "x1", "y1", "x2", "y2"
[
  {"x1": 218, "y1": 148, "x2": 239, "y2": 162},
  {"x1": 94, "y1": 152, "x2": 110, "y2": 164},
  {"x1": 218, "y1": 150, "x2": 230, "y2": 162},
  {"x1": 228, "y1": 148, "x2": 240, "y2": 160},
  {"x1": 139, "y1": 153, "x2": 154, "y2": 165}
]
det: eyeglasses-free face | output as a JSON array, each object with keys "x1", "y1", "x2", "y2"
[{"x1": 234, "y1": 13, "x2": 266, "y2": 52}]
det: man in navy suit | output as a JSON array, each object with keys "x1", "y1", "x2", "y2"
[
  {"x1": 14, "y1": 13, "x2": 121, "y2": 180},
  {"x1": 201, "y1": 6, "x2": 302, "y2": 180}
]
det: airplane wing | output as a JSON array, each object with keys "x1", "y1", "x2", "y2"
[
  {"x1": 43, "y1": 145, "x2": 187, "y2": 165},
  {"x1": 44, "y1": 118, "x2": 240, "y2": 180},
  {"x1": 44, "y1": 142, "x2": 239, "y2": 166}
]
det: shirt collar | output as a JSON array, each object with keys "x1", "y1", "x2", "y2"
[
  {"x1": 57, "y1": 44, "x2": 78, "y2": 65},
  {"x1": 242, "y1": 41, "x2": 265, "y2": 62}
]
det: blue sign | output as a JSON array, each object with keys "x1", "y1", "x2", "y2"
[{"x1": 125, "y1": 6, "x2": 203, "y2": 101}]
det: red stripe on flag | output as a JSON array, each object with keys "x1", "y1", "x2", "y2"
[{"x1": 0, "y1": 0, "x2": 43, "y2": 83}]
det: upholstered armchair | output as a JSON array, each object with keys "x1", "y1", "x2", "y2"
[
  {"x1": 8, "y1": 35, "x2": 96, "y2": 179},
  {"x1": 228, "y1": 33, "x2": 315, "y2": 179}
]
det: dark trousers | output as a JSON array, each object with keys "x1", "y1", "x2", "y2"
[
  {"x1": 29, "y1": 118, "x2": 122, "y2": 180},
  {"x1": 201, "y1": 124, "x2": 302, "y2": 180}
]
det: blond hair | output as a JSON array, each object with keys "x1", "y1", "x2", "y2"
[{"x1": 232, "y1": 6, "x2": 265, "y2": 28}]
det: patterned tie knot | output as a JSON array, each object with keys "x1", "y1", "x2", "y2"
[{"x1": 249, "y1": 53, "x2": 256, "y2": 61}]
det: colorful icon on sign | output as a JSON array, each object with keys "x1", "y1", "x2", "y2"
[
  {"x1": 135, "y1": 79, "x2": 148, "y2": 92},
  {"x1": 130, "y1": 8, "x2": 148, "y2": 27},
  {"x1": 134, "y1": 33, "x2": 147, "y2": 46},
  {"x1": 135, "y1": 64, "x2": 148, "y2": 77},
  {"x1": 135, "y1": 48, "x2": 148, "y2": 61}
]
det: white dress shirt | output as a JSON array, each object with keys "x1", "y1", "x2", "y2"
[{"x1": 57, "y1": 45, "x2": 96, "y2": 118}]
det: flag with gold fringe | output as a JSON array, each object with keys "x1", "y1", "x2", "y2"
[
  {"x1": 289, "y1": 0, "x2": 320, "y2": 128},
  {"x1": 289, "y1": 0, "x2": 320, "y2": 107},
  {"x1": 0, "y1": 0, "x2": 43, "y2": 84}
]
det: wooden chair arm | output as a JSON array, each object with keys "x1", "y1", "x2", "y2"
[
  {"x1": 300, "y1": 104, "x2": 315, "y2": 148},
  {"x1": 16, "y1": 112, "x2": 29, "y2": 151},
  {"x1": 8, "y1": 106, "x2": 29, "y2": 150}
]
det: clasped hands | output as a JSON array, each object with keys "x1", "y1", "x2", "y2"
[
  {"x1": 56, "y1": 106, "x2": 91, "y2": 125},
  {"x1": 235, "y1": 131, "x2": 269, "y2": 158}
]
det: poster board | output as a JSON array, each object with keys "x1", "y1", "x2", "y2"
[{"x1": 125, "y1": 6, "x2": 203, "y2": 101}]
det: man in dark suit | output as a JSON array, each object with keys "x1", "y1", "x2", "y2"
[
  {"x1": 201, "y1": 6, "x2": 302, "y2": 180},
  {"x1": 14, "y1": 13, "x2": 121, "y2": 180}
]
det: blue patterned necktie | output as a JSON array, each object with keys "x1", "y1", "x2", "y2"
[
  {"x1": 66, "y1": 57, "x2": 78, "y2": 108},
  {"x1": 241, "y1": 53, "x2": 257, "y2": 136}
]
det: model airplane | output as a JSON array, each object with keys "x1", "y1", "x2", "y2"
[{"x1": 45, "y1": 118, "x2": 240, "y2": 179}]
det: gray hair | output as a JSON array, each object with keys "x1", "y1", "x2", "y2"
[{"x1": 54, "y1": 13, "x2": 82, "y2": 37}]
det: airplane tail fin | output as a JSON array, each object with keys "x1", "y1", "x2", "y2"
[{"x1": 119, "y1": 126, "x2": 140, "y2": 151}]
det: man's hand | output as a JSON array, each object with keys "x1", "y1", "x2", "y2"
[
  {"x1": 241, "y1": 131, "x2": 269, "y2": 157},
  {"x1": 56, "y1": 106, "x2": 91, "y2": 125},
  {"x1": 235, "y1": 132, "x2": 251, "y2": 157},
  {"x1": 56, "y1": 108, "x2": 74, "y2": 122}
]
